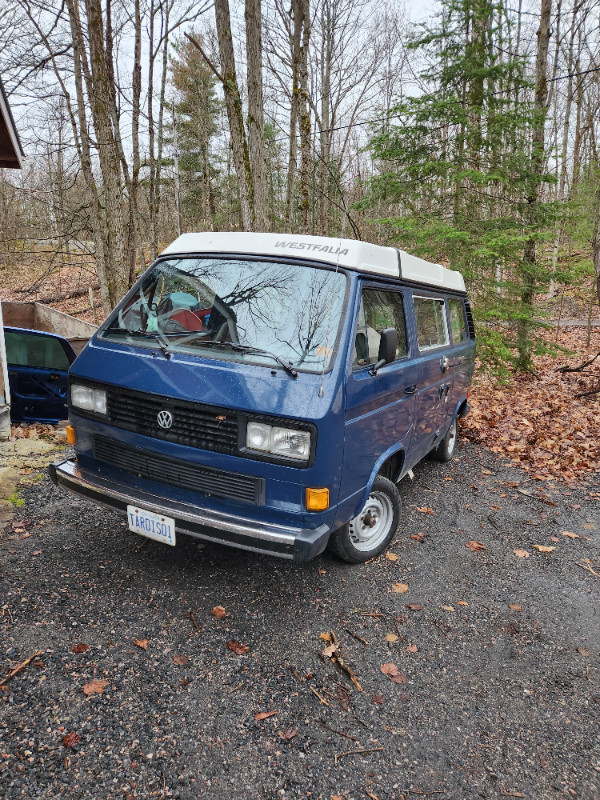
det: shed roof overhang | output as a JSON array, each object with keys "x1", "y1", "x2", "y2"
[{"x1": 0, "y1": 77, "x2": 23, "y2": 169}]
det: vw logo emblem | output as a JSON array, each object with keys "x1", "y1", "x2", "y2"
[{"x1": 157, "y1": 410, "x2": 173, "y2": 429}]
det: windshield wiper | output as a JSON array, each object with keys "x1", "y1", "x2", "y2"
[
  {"x1": 192, "y1": 340, "x2": 298, "y2": 378},
  {"x1": 124, "y1": 328, "x2": 172, "y2": 359}
]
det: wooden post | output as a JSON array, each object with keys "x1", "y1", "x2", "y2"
[{"x1": 0, "y1": 297, "x2": 11, "y2": 440}]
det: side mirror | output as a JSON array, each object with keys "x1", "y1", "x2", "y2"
[{"x1": 369, "y1": 328, "x2": 398, "y2": 375}]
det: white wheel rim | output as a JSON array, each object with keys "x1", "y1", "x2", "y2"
[
  {"x1": 349, "y1": 491, "x2": 394, "y2": 552},
  {"x1": 446, "y1": 419, "x2": 457, "y2": 454}
]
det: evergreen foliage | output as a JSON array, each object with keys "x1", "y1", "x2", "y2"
[{"x1": 362, "y1": 0, "x2": 558, "y2": 374}]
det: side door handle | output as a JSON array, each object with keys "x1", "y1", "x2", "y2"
[
  {"x1": 404, "y1": 384, "x2": 417, "y2": 394},
  {"x1": 440, "y1": 356, "x2": 449, "y2": 373}
]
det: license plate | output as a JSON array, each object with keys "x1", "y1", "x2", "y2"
[{"x1": 127, "y1": 505, "x2": 176, "y2": 546}]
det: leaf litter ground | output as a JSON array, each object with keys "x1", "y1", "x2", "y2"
[{"x1": 462, "y1": 327, "x2": 600, "y2": 486}]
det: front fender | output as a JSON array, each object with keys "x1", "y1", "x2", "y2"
[{"x1": 353, "y1": 437, "x2": 408, "y2": 518}]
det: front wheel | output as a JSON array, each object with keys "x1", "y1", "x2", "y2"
[
  {"x1": 327, "y1": 475, "x2": 401, "y2": 563},
  {"x1": 431, "y1": 416, "x2": 458, "y2": 462}
]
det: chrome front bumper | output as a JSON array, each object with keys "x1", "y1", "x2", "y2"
[{"x1": 48, "y1": 459, "x2": 330, "y2": 562}]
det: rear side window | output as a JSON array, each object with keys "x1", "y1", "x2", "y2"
[
  {"x1": 4, "y1": 330, "x2": 71, "y2": 371},
  {"x1": 414, "y1": 296, "x2": 449, "y2": 351},
  {"x1": 448, "y1": 298, "x2": 469, "y2": 343},
  {"x1": 353, "y1": 288, "x2": 408, "y2": 367}
]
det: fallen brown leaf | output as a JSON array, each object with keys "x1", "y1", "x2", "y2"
[
  {"x1": 441, "y1": 605, "x2": 455, "y2": 612},
  {"x1": 416, "y1": 506, "x2": 434, "y2": 514},
  {"x1": 513, "y1": 549, "x2": 530, "y2": 558},
  {"x1": 406, "y1": 644, "x2": 418, "y2": 653},
  {"x1": 457, "y1": 601, "x2": 469, "y2": 606},
  {"x1": 62, "y1": 732, "x2": 82, "y2": 749},
  {"x1": 410, "y1": 533, "x2": 425, "y2": 542},
  {"x1": 508, "y1": 604, "x2": 522, "y2": 612},
  {"x1": 82, "y1": 679, "x2": 109, "y2": 697},
  {"x1": 380, "y1": 663, "x2": 406, "y2": 684},
  {"x1": 385, "y1": 633, "x2": 398, "y2": 642},
  {"x1": 211, "y1": 606, "x2": 227, "y2": 620},
  {"x1": 372, "y1": 693, "x2": 384, "y2": 704},
  {"x1": 385, "y1": 552, "x2": 399, "y2": 561},
  {"x1": 406, "y1": 603, "x2": 422, "y2": 611},
  {"x1": 322, "y1": 643, "x2": 337, "y2": 658},
  {"x1": 577, "y1": 647, "x2": 591, "y2": 657},
  {"x1": 465, "y1": 540, "x2": 486, "y2": 552},
  {"x1": 532, "y1": 545, "x2": 556, "y2": 553},
  {"x1": 134, "y1": 639, "x2": 149, "y2": 650},
  {"x1": 391, "y1": 582, "x2": 409, "y2": 594},
  {"x1": 227, "y1": 640, "x2": 250, "y2": 655},
  {"x1": 561, "y1": 531, "x2": 579, "y2": 539},
  {"x1": 71, "y1": 643, "x2": 90, "y2": 654},
  {"x1": 279, "y1": 726, "x2": 298, "y2": 740},
  {"x1": 254, "y1": 710, "x2": 277, "y2": 721},
  {"x1": 172, "y1": 654, "x2": 188, "y2": 666}
]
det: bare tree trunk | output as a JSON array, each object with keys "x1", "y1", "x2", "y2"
[
  {"x1": 64, "y1": 0, "x2": 111, "y2": 313},
  {"x1": 285, "y1": 0, "x2": 302, "y2": 227},
  {"x1": 84, "y1": 0, "x2": 128, "y2": 307},
  {"x1": 245, "y1": 0, "x2": 269, "y2": 231},
  {"x1": 297, "y1": 0, "x2": 311, "y2": 233},
  {"x1": 214, "y1": 0, "x2": 254, "y2": 230},
  {"x1": 517, "y1": 0, "x2": 552, "y2": 371},
  {"x1": 130, "y1": 0, "x2": 143, "y2": 283},
  {"x1": 318, "y1": 0, "x2": 331, "y2": 236}
]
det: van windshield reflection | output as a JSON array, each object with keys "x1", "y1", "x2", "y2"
[{"x1": 101, "y1": 257, "x2": 347, "y2": 373}]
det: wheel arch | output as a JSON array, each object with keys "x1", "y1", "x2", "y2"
[{"x1": 355, "y1": 443, "x2": 406, "y2": 516}]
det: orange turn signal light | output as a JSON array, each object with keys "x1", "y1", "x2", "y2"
[
  {"x1": 305, "y1": 487, "x2": 329, "y2": 512},
  {"x1": 66, "y1": 424, "x2": 76, "y2": 446}
]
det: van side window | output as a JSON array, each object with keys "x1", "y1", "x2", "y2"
[
  {"x1": 448, "y1": 298, "x2": 469, "y2": 343},
  {"x1": 414, "y1": 296, "x2": 449, "y2": 351},
  {"x1": 353, "y1": 289, "x2": 408, "y2": 366}
]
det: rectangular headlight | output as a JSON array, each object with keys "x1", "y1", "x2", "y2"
[
  {"x1": 71, "y1": 384, "x2": 107, "y2": 415},
  {"x1": 246, "y1": 422, "x2": 311, "y2": 461},
  {"x1": 271, "y1": 427, "x2": 311, "y2": 460}
]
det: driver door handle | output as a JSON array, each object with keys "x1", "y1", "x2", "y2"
[{"x1": 404, "y1": 384, "x2": 417, "y2": 394}]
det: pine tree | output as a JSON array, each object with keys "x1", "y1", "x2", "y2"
[
  {"x1": 170, "y1": 34, "x2": 221, "y2": 230},
  {"x1": 363, "y1": 0, "x2": 556, "y2": 374}
]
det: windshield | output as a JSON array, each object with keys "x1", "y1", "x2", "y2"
[{"x1": 100, "y1": 256, "x2": 347, "y2": 372}]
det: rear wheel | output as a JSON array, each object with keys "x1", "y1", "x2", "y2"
[
  {"x1": 431, "y1": 416, "x2": 458, "y2": 462},
  {"x1": 327, "y1": 475, "x2": 401, "y2": 563}
]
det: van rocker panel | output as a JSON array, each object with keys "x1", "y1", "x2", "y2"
[{"x1": 49, "y1": 459, "x2": 330, "y2": 562}]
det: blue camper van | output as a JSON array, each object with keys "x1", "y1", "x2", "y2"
[{"x1": 49, "y1": 233, "x2": 475, "y2": 563}]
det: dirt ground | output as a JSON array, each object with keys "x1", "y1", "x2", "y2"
[{"x1": 0, "y1": 435, "x2": 598, "y2": 800}]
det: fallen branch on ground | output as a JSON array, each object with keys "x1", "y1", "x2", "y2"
[{"x1": 0, "y1": 650, "x2": 42, "y2": 687}]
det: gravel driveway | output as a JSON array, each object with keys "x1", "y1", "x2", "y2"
[{"x1": 1, "y1": 438, "x2": 599, "y2": 800}]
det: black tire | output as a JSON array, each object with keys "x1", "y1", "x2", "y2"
[
  {"x1": 327, "y1": 475, "x2": 401, "y2": 563},
  {"x1": 431, "y1": 416, "x2": 458, "y2": 462}
]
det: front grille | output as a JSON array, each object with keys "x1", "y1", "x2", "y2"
[
  {"x1": 105, "y1": 386, "x2": 239, "y2": 454},
  {"x1": 94, "y1": 435, "x2": 264, "y2": 505}
]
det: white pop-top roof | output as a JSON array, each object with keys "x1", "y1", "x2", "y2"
[{"x1": 161, "y1": 232, "x2": 466, "y2": 293}]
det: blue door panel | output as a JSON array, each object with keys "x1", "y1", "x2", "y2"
[{"x1": 4, "y1": 326, "x2": 76, "y2": 423}]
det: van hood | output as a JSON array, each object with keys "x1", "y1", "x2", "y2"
[{"x1": 70, "y1": 337, "x2": 339, "y2": 423}]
